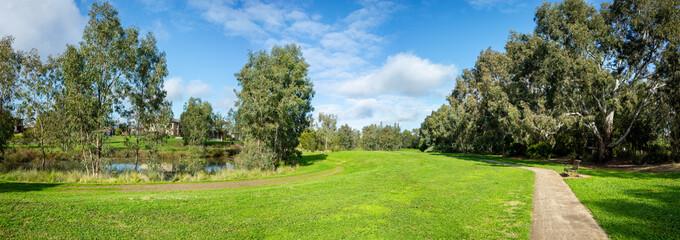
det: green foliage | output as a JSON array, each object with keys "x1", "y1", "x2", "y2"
[
  {"x1": 235, "y1": 44, "x2": 314, "y2": 169},
  {"x1": 299, "y1": 129, "x2": 320, "y2": 152},
  {"x1": 0, "y1": 36, "x2": 21, "y2": 160},
  {"x1": 418, "y1": 138, "x2": 427, "y2": 152},
  {"x1": 526, "y1": 142, "x2": 552, "y2": 159},
  {"x1": 507, "y1": 142, "x2": 527, "y2": 157},
  {"x1": 420, "y1": 0, "x2": 680, "y2": 163},
  {"x1": 361, "y1": 123, "x2": 402, "y2": 151},
  {"x1": 317, "y1": 113, "x2": 337, "y2": 152},
  {"x1": 335, "y1": 124, "x2": 358, "y2": 151},
  {"x1": 180, "y1": 98, "x2": 213, "y2": 146}
]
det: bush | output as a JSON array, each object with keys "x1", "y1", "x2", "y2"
[
  {"x1": 115, "y1": 129, "x2": 122, "y2": 136},
  {"x1": 526, "y1": 142, "x2": 552, "y2": 159},
  {"x1": 507, "y1": 142, "x2": 527, "y2": 157},
  {"x1": 636, "y1": 144, "x2": 672, "y2": 164},
  {"x1": 419, "y1": 139, "x2": 428, "y2": 152}
]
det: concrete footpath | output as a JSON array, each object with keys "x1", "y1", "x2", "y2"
[{"x1": 479, "y1": 159, "x2": 608, "y2": 240}]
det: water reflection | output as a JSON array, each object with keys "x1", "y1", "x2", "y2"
[{"x1": 106, "y1": 161, "x2": 234, "y2": 173}]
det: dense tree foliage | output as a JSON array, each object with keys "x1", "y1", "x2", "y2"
[
  {"x1": 0, "y1": 2, "x2": 173, "y2": 174},
  {"x1": 123, "y1": 32, "x2": 170, "y2": 171},
  {"x1": 336, "y1": 124, "x2": 360, "y2": 151},
  {"x1": 421, "y1": 0, "x2": 680, "y2": 163},
  {"x1": 180, "y1": 98, "x2": 214, "y2": 146},
  {"x1": 317, "y1": 113, "x2": 337, "y2": 152},
  {"x1": 235, "y1": 44, "x2": 314, "y2": 169},
  {"x1": 361, "y1": 123, "x2": 402, "y2": 151},
  {"x1": 0, "y1": 36, "x2": 21, "y2": 160}
]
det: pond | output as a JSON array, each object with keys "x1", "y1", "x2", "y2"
[{"x1": 106, "y1": 161, "x2": 235, "y2": 173}]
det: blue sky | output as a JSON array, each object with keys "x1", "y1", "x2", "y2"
[{"x1": 0, "y1": 0, "x2": 603, "y2": 130}]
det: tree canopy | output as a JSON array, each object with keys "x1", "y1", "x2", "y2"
[{"x1": 235, "y1": 44, "x2": 314, "y2": 169}]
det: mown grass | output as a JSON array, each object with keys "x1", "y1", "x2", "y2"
[
  {"x1": 453, "y1": 153, "x2": 680, "y2": 240},
  {"x1": 0, "y1": 151, "x2": 533, "y2": 239}
]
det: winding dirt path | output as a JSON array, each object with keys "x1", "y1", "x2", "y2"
[
  {"x1": 479, "y1": 159, "x2": 608, "y2": 240},
  {"x1": 71, "y1": 167, "x2": 343, "y2": 192}
]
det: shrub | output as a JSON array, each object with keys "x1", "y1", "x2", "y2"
[
  {"x1": 526, "y1": 142, "x2": 552, "y2": 159},
  {"x1": 507, "y1": 142, "x2": 527, "y2": 157},
  {"x1": 115, "y1": 129, "x2": 122, "y2": 136},
  {"x1": 418, "y1": 139, "x2": 428, "y2": 152}
]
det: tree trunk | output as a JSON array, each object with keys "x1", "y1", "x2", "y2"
[
  {"x1": 41, "y1": 145, "x2": 46, "y2": 170},
  {"x1": 134, "y1": 136, "x2": 139, "y2": 172}
]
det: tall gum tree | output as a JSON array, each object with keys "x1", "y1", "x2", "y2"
[
  {"x1": 0, "y1": 36, "x2": 21, "y2": 159},
  {"x1": 515, "y1": 0, "x2": 679, "y2": 162},
  {"x1": 124, "y1": 32, "x2": 169, "y2": 171},
  {"x1": 61, "y1": 2, "x2": 138, "y2": 174},
  {"x1": 235, "y1": 44, "x2": 314, "y2": 169}
]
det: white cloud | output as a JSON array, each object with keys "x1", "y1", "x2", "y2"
[
  {"x1": 163, "y1": 77, "x2": 212, "y2": 101},
  {"x1": 164, "y1": 77, "x2": 185, "y2": 101},
  {"x1": 321, "y1": 96, "x2": 438, "y2": 130},
  {"x1": 191, "y1": 0, "x2": 444, "y2": 129},
  {"x1": 187, "y1": 79, "x2": 212, "y2": 97},
  {"x1": 215, "y1": 87, "x2": 237, "y2": 111},
  {"x1": 0, "y1": 0, "x2": 87, "y2": 56},
  {"x1": 191, "y1": 0, "x2": 396, "y2": 82},
  {"x1": 338, "y1": 53, "x2": 457, "y2": 97},
  {"x1": 467, "y1": 0, "x2": 523, "y2": 13}
]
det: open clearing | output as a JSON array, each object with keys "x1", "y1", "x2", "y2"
[
  {"x1": 1, "y1": 151, "x2": 679, "y2": 239},
  {"x1": 0, "y1": 151, "x2": 534, "y2": 239}
]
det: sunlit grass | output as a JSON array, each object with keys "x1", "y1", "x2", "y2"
[
  {"x1": 454, "y1": 153, "x2": 680, "y2": 240},
  {"x1": 0, "y1": 151, "x2": 534, "y2": 239}
]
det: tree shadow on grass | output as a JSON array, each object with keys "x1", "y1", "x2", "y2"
[
  {"x1": 0, "y1": 182, "x2": 62, "y2": 193},
  {"x1": 298, "y1": 154, "x2": 328, "y2": 166},
  {"x1": 429, "y1": 153, "x2": 516, "y2": 168},
  {"x1": 582, "y1": 185, "x2": 680, "y2": 239},
  {"x1": 579, "y1": 168, "x2": 680, "y2": 180}
]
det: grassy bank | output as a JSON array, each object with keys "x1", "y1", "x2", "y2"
[
  {"x1": 0, "y1": 151, "x2": 533, "y2": 239},
  {"x1": 453, "y1": 153, "x2": 680, "y2": 240}
]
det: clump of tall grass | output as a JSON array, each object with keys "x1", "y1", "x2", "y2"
[
  {"x1": 175, "y1": 165, "x2": 297, "y2": 182},
  {"x1": 0, "y1": 165, "x2": 297, "y2": 183}
]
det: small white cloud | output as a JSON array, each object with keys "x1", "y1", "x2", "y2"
[
  {"x1": 215, "y1": 87, "x2": 237, "y2": 110},
  {"x1": 346, "y1": 98, "x2": 380, "y2": 119},
  {"x1": 0, "y1": 0, "x2": 87, "y2": 56},
  {"x1": 163, "y1": 77, "x2": 212, "y2": 101},
  {"x1": 187, "y1": 79, "x2": 212, "y2": 97},
  {"x1": 164, "y1": 77, "x2": 185, "y2": 101},
  {"x1": 467, "y1": 0, "x2": 522, "y2": 12},
  {"x1": 338, "y1": 53, "x2": 457, "y2": 97}
]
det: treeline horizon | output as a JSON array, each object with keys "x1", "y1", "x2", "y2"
[{"x1": 420, "y1": 0, "x2": 680, "y2": 164}]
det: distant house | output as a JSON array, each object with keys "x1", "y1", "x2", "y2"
[
  {"x1": 13, "y1": 118, "x2": 24, "y2": 133},
  {"x1": 170, "y1": 119, "x2": 181, "y2": 137}
]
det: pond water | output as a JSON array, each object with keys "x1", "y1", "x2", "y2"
[{"x1": 106, "y1": 161, "x2": 235, "y2": 173}]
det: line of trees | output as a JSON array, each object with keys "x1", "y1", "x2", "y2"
[
  {"x1": 420, "y1": 0, "x2": 680, "y2": 163},
  {"x1": 0, "y1": 2, "x2": 172, "y2": 174},
  {"x1": 298, "y1": 113, "x2": 419, "y2": 152}
]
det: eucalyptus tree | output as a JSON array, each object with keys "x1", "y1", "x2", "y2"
[
  {"x1": 180, "y1": 97, "x2": 214, "y2": 146},
  {"x1": 512, "y1": 0, "x2": 680, "y2": 162},
  {"x1": 336, "y1": 124, "x2": 357, "y2": 150},
  {"x1": 317, "y1": 112, "x2": 337, "y2": 152},
  {"x1": 235, "y1": 44, "x2": 314, "y2": 169},
  {"x1": 19, "y1": 50, "x2": 61, "y2": 169},
  {"x1": 0, "y1": 36, "x2": 22, "y2": 159},
  {"x1": 124, "y1": 32, "x2": 169, "y2": 171},
  {"x1": 60, "y1": 2, "x2": 140, "y2": 174}
]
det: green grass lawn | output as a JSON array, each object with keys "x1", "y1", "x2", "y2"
[
  {"x1": 453, "y1": 153, "x2": 680, "y2": 240},
  {"x1": 0, "y1": 151, "x2": 534, "y2": 239}
]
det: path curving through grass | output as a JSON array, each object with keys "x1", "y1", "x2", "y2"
[{"x1": 476, "y1": 158, "x2": 608, "y2": 240}]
